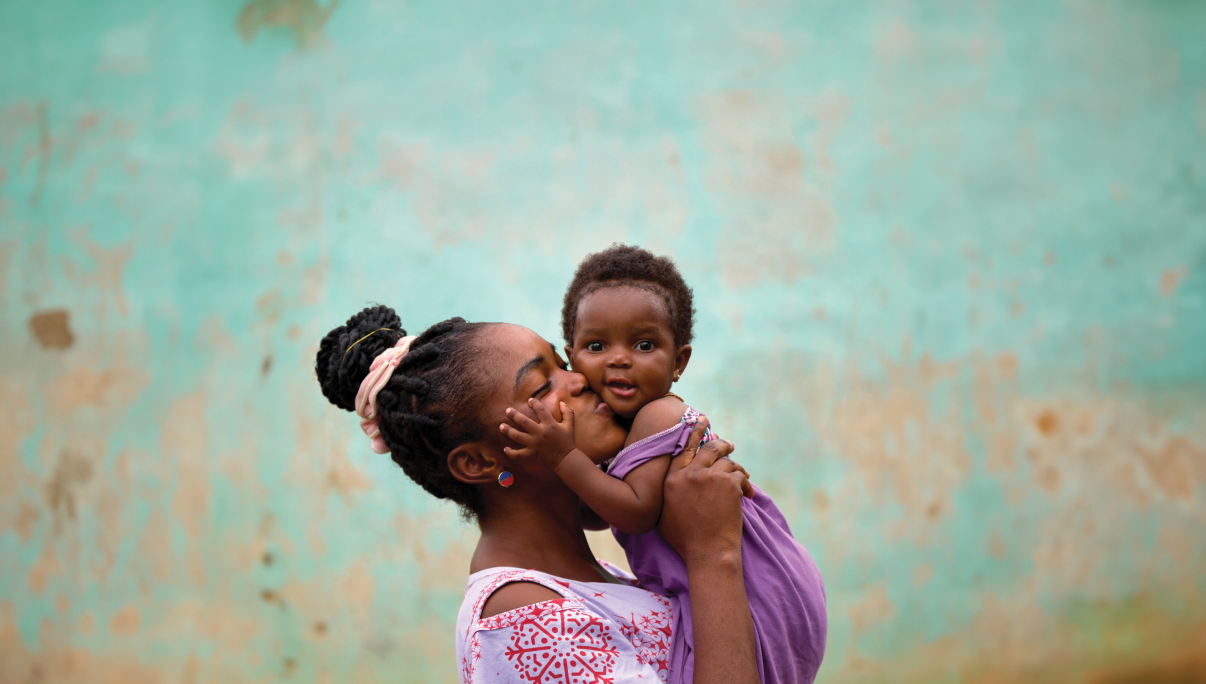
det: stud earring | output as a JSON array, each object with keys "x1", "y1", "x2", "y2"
[
  {"x1": 498, "y1": 471, "x2": 514, "y2": 488},
  {"x1": 673, "y1": 372, "x2": 681, "y2": 381}
]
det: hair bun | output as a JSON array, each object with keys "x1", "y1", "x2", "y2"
[{"x1": 315, "y1": 305, "x2": 406, "y2": 412}]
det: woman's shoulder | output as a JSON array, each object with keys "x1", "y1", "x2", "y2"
[
  {"x1": 461, "y1": 562, "x2": 643, "y2": 621},
  {"x1": 455, "y1": 564, "x2": 675, "y2": 683}
]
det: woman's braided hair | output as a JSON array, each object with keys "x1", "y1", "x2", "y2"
[
  {"x1": 560, "y1": 244, "x2": 696, "y2": 347},
  {"x1": 315, "y1": 305, "x2": 494, "y2": 518}
]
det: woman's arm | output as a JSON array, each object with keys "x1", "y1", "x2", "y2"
[{"x1": 661, "y1": 420, "x2": 759, "y2": 684}]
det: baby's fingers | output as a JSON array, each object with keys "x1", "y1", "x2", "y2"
[
  {"x1": 504, "y1": 446, "x2": 534, "y2": 459},
  {"x1": 559, "y1": 402, "x2": 575, "y2": 430},
  {"x1": 506, "y1": 407, "x2": 541, "y2": 430},
  {"x1": 528, "y1": 398, "x2": 558, "y2": 424},
  {"x1": 499, "y1": 423, "x2": 536, "y2": 446}
]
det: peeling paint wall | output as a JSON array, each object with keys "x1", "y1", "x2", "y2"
[{"x1": 2, "y1": 1, "x2": 1205, "y2": 682}]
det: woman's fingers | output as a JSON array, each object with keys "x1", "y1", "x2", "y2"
[
  {"x1": 672, "y1": 417, "x2": 711, "y2": 471},
  {"x1": 731, "y1": 470, "x2": 754, "y2": 499},
  {"x1": 709, "y1": 458, "x2": 754, "y2": 497},
  {"x1": 722, "y1": 457, "x2": 750, "y2": 480},
  {"x1": 499, "y1": 423, "x2": 536, "y2": 445},
  {"x1": 711, "y1": 458, "x2": 749, "y2": 479},
  {"x1": 689, "y1": 435, "x2": 734, "y2": 470},
  {"x1": 708, "y1": 438, "x2": 736, "y2": 459}
]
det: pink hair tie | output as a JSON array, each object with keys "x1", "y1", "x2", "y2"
[{"x1": 354, "y1": 335, "x2": 418, "y2": 454}]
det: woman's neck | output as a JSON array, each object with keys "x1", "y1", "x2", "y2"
[{"x1": 470, "y1": 486, "x2": 623, "y2": 584}]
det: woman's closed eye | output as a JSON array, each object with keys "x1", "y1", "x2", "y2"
[{"x1": 532, "y1": 380, "x2": 551, "y2": 399}]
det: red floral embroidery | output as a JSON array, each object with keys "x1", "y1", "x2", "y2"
[
  {"x1": 460, "y1": 633, "x2": 482, "y2": 682},
  {"x1": 479, "y1": 598, "x2": 575, "y2": 631},
  {"x1": 471, "y1": 570, "x2": 545, "y2": 633},
  {"x1": 613, "y1": 595, "x2": 673, "y2": 681},
  {"x1": 503, "y1": 606, "x2": 620, "y2": 683}
]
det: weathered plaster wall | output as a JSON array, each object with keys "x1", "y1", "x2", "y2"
[{"x1": 1, "y1": 1, "x2": 1204, "y2": 682}]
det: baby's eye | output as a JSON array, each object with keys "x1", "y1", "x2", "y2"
[
  {"x1": 587, "y1": 342, "x2": 604, "y2": 353},
  {"x1": 636, "y1": 340, "x2": 654, "y2": 352}
]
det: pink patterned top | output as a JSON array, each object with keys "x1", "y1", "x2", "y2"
[{"x1": 456, "y1": 560, "x2": 685, "y2": 683}]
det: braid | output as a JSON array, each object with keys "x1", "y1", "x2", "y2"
[{"x1": 315, "y1": 307, "x2": 495, "y2": 518}]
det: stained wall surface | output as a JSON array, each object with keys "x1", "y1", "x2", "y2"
[{"x1": 2, "y1": 1, "x2": 1205, "y2": 682}]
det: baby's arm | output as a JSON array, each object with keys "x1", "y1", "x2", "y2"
[
  {"x1": 557, "y1": 396, "x2": 687, "y2": 535},
  {"x1": 500, "y1": 397, "x2": 685, "y2": 535}
]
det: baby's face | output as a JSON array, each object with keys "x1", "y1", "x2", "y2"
[{"x1": 567, "y1": 286, "x2": 680, "y2": 419}]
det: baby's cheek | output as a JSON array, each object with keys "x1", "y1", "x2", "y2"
[{"x1": 574, "y1": 356, "x2": 605, "y2": 389}]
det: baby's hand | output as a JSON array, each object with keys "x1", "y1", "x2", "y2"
[{"x1": 500, "y1": 399, "x2": 578, "y2": 470}]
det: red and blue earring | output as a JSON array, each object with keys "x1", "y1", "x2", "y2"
[{"x1": 498, "y1": 471, "x2": 514, "y2": 488}]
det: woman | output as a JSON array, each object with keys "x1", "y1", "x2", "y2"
[{"x1": 316, "y1": 306, "x2": 765, "y2": 684}]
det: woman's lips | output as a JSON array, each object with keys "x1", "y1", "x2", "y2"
[{"x1": 594, "y1": 399, "x2": 613, "y2": 416}]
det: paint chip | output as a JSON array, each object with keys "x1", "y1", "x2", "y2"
[
  {"x1": 30, "y1": 309, "x2": 74, "y2": 349},
  {"x1": 236, "y1": 0, "x2": 340, "y2": 50},
  {"x1": 1159, "y1": 268, "x2": 1188, "y2": 297},
  {"x1": 1036, "y1": 410, "x2": 1059, "y2": 437},
  {"x1": 109, "y1": 605, "x2": 141, "y2": 635}
]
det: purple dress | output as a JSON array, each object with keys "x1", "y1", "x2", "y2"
[{"x1": 608, "y1": 407, "x2": 828, "y2": 684}]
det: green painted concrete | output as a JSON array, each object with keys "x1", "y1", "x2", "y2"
[{"x1": 1, "y1": 1, "x2": 1204, "y2": 682}]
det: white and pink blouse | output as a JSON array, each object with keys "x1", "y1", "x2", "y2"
[{"x1": 456, "y1": 560, "x2": 685, "y2": 684}]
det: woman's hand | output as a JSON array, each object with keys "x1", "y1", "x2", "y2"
[
  {"x1": 658, "y1": 417, "x2": 751, "y2": 566},
  {"x1": 499, "y1": 399, "x2": 578, "y2": 470},
  {"x1": 660, "y1": 417, "x2": 760, "y2": 684}
]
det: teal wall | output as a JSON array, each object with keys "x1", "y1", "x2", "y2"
[{"x1": 2, "y1": 1, "x2": 1205, "y2": 682}]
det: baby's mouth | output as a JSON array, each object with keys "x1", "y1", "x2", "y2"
[{"x1": 605, "y1": 379, "x2": 637, "y2": 399}]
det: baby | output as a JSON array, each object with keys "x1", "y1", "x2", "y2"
[{"x1": 504, "y1": 244, "x2": 828, "y2": 684}]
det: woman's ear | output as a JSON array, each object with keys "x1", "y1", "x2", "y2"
[
  {"x1": 448, "y1": 442, "x2": 502, "y2": 485},
  {"x1": 673, "y1": 344, "x2": 692, "y2": 382}
]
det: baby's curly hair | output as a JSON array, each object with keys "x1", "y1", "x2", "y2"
[{"x1": 560, "y1": 244, "x2": 696, "y2": 347}]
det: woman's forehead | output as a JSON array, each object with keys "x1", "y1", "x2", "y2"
[{"x1": 489, "y1": 324, "x2": 555, "y2": 363}]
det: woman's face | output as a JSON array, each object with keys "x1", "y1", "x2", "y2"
[{"x1": 488, "y1": 324, "x2": 627, "y2": 464}]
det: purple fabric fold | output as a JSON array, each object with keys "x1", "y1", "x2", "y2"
[{"x1": 609, "y1": 412, "x2": 828, "y2": 684}]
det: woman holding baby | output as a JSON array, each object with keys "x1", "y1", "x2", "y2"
[{"x1": 314, "y1": 246, "x2": 826, "y2": 684}]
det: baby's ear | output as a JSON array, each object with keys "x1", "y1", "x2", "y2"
[
  {"x1": 563, "y1": 344, "x2": 574, "y2": 369},
  {"x1": 674, "y1": 344, "x2": 692, "y2": 377}
]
